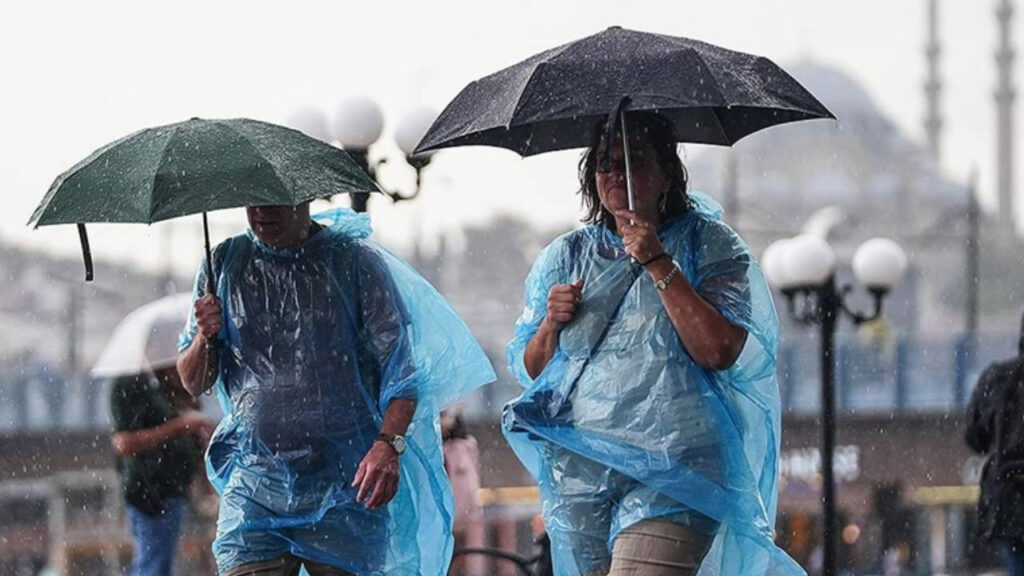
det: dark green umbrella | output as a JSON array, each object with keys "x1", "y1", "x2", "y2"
[{"x1": 28, "y1": 117, "x2": 379, "y2": 282}]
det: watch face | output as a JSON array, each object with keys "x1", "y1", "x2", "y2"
[{"x1": 392, "y1": 435, "x2": 407, "y2": 454}]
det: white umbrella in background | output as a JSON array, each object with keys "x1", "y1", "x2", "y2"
[{"x1": 91, "y1": 293, "x2": 192, "y2": 378}]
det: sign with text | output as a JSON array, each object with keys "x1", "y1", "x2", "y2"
[{"x1": 781, "y1": 445, "x2": 861, "y2": 483}]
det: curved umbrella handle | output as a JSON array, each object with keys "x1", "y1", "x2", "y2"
[{"x1": 78, "y1": 224, "x2": 93, "y2": 282}]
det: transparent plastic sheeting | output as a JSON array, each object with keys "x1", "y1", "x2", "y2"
[
  {"x1": 179, "y1": 208, "x2": 495, "y2": 575},
  {"x1": 504, "y1": 192, "x2": 804, "y2": 576}
]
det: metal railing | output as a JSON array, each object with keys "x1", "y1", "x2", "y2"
[
  {"x1": 778, "y1": 331, "x2": 1016, "y2": 414},
  {"x1": 0, "y1": 331, "x2": 1016, "y2": 431},
  {"x1": 0, "y1": 470, "x2": 215, "y2": 576}
]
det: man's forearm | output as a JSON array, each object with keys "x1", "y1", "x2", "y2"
[
  {"x1": 380, "y1": 398, "x2": 416, "y2": 436},
  {"x1": 112, "y1": 419, "x2": 184, "y2": 456},
  {"x1": 177, "y1": 335, "x2": 217, "y2": 397}
]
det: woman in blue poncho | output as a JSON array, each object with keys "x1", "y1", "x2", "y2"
[{"x1": 504, "y1": 113, "x2": 803, "y2": 576}]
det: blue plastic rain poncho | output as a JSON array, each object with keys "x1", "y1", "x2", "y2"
[
  {"x1": 179, "y1": 208, "x2": 495, "y2": 575},
  {"x1": 504, "y1": 192, "x2": 803, "y2": 576}
]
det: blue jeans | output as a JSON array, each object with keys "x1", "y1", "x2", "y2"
[
  {"x1": 1004, "y1": 540, "x2": 1024, "y2": 576},
  {"x1": 126, "y1": 497, "x2": 187, "y2": 576}
]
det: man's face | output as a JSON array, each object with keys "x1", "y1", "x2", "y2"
[{"x1": 246, "y1": 204, "x2": 310, "y2": 248}]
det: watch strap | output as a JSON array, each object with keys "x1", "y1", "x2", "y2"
[
  {"x1": 375, "y1": 433, "x2": 405, "y2": 454},
  {"x1": 655, "y1": 264, "x2": 680, "y2": 291}
]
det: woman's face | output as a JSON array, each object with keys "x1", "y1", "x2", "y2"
[{"x1": 595, "y1": 130, "x2": 670, "y2": 220}]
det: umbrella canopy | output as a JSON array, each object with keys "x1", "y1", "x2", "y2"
[
  {"x1": 415, "y1": 26, "x2": 834, "y2": 157},
  {"x1": 28, "y1": 117, "x2": 379, "y2": 281},
  {"x1": 91, "y1": 292, "x2": 192, "y2": 378}
]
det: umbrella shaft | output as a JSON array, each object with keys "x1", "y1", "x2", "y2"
[
  {"x1": 620, "y1": 111, "x2": 636, "y2": 212},
  {"x1": 203, "y1": 212, "x2": 215, "y2": 293}
]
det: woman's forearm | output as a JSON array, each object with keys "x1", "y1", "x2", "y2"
[
  {"x1": 524, "y1": 320, "x2": 560, "y2": 379},
  {"x1": 645, "y1": 259, "x2": 747, "y2": 370}
]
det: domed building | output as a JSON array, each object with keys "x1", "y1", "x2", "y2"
[
  {"x1": 687, "y1": 61, "x2": 1021, "y2": 337},
  {"x1": 691, "y1": 61, "x2": 963, "y2": 230}
]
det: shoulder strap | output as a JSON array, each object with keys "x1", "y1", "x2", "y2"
[{"x1": 216, "y1": 235, "x2": 255, "y2": 298}]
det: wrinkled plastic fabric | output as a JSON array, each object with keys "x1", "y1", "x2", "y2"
[
  {"x1": 504, "y1": 192, "x2": 803, "y2": 576},
  {"x1": 179, "y1": 208, "x2": 495, "y2": 575}
]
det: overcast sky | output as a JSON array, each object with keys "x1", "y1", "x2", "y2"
[{"x1": 0, "y1": 0, "x2": 1018, "y2": 277}]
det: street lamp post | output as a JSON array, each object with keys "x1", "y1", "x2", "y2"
[
  {"x1": 289, "y1": 99, "x2": 438, "y2": 213},
  {"x1": 763, "y1": 235, "x2": 908, "y2": 576},
  {"x1": 331, "y1": 97, "x2": 384, "y2": 212},
  {"x1": 966, "y1": 169, "x2": 980, "y2": 336}
]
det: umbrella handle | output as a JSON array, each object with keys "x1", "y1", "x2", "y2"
[
  {"x1": 78, "y1": 224, "x2": 94, "y2": 282},
  {"x1": 202, "y1": 211, "x2": 224, "y2": 354}
]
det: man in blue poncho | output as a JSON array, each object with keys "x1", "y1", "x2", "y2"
[{"x1": 177, "y1": 202, "x2": 494, "y2": 576}]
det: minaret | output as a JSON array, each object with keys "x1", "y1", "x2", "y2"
[
  {"x1": 924, "y1": 0, "x2": 943, "y2": 163},
  {"x1": 995, "y1": 0, "x2": 1017, "y2": 231}
]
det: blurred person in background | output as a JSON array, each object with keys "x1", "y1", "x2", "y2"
[
  {"x1": 966, "y1": 310, "x2": 1024, "y2": 576},
  {"x1": 110, "y1": 346, "x2": 215, "y2": 576},
  {"x1": 442, "y1": 410, "x2": 484, "y2": 575}
]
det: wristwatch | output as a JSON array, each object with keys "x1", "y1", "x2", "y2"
[
  {"x1": 655, "y1": 264, "x2": 680, "y2": 291},
  {"x1": 375, "y1": 433, "x2": 407, "y2": 455}
]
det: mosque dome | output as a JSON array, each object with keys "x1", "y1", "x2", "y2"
[{"x1": 687, "y1": 60, "x2": 966, "y2": 238}]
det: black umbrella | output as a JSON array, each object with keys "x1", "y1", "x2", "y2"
[{"x1": 416, "y1": 26, "x2": 834, "y2": 209}]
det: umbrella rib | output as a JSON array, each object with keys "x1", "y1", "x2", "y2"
[
  {"x1": 31, "y1": 126, "x2": 161, "y2": 227},
  {"x1": 152, "y1": 120, "x2": 289, "y2": 221},
  {"x1": 520, "y1": 123, "x2": 537, "y2": 156},
  {"x1": 708, "y1": 107, "x2": 732, "y2": 144},
  {"x1": 506, "y1": 39, "x2": 579, "y2": 131},
  {"x1": 687, "y1": 48, "x2": 729, "y2": 106},
  {"x1": 221, "y1": 122, "x2": 294, "y2": 205},
  {"x1": 150, "y1": 124, "x2": 184, "y2": 224},
  {"x1": 506, "y1": 64, "x2": 548, "y2": 136}
]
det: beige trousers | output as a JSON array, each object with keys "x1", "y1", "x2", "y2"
[{"x1": 587, "y1": 519, "x2": 714, "y2": 576}]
